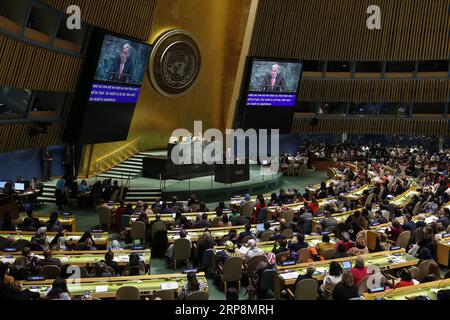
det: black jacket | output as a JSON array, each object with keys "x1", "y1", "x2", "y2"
[{"x1": 332, "y1": 282, "x2": 359, "y2": 300}]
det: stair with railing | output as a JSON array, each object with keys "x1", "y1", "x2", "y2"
[{"x1": 37, "y1": 183, "x2": 162, "y2": 204}]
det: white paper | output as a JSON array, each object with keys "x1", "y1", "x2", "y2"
[
  {"x1": 95, "y1": 285, "x2": 108, "y2": 293},
  {"x1": 425, "y1": 217, "x2": 437, "y2": 224},
  {"x1": 239, "y1": 246, "x2": 249, "y2": 255},
  {"x1": 280, "y1": 272, "x2": 299, "y2": 280},
  {"x1": 315, "y1": 267, "x2": 328, "y2": 274},
  {"x1": 118, "y1": 256, "x2": 129, "y2": 262},
  {"x1": 161, "y1": 282, "x2": 179, "y2": 290}
]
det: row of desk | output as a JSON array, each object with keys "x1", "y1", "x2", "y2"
[
  {"x1": 0, "y1": 231, "x2": 109, "y2": 249},
  {"x1": 0, "y1": 249, "x2": 151, "y2": 268},
  {"x1": 21, "y1": 273, "x2": 207, "y2": 299},
  {"x1": 362, "y1": 278, "x2": 450, "y2": 300},
  {"x1": 13, "y1": 212, "x2": 77, "y2": 232},
  {"x1": 166, "y1": 222, "x2": 280, "y2": 243},
  {"x1": 273, "y1": 248, "x2": 419, "y2": 299}
]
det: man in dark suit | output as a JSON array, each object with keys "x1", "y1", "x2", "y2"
[
  {"x1": 109, "y1": 44, "x2": 134, "y2": 83},
  {"x1": 38, "y1": 250, "x2": 62, "y2": 268},
  {"x1": 259, "y1": 64, "x2": 286, "y2": 92}
]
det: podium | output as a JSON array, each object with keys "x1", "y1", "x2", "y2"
[{"x1": 214, "y1": 162, "x2": 250, "y2": 183}]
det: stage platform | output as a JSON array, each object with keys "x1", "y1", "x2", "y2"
[
  {"x1": 138, "y1": 150, "x2": 283, "y2": 201},
  {"x1": 134, "y1": 165, "x2": 283, "y2": 202}
]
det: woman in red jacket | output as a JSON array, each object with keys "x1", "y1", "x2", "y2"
[
  {"x1": 394, "y1": 269, "x2": 415, "y2": 288},
  {"x1": 252, "y1": 195, "x2": 267, "y2": 223},
  {"x1": 308, "y1": 197, "x2": 319, "y2": 215}
]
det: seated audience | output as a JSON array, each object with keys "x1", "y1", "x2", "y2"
[
  {"x1": 289, "y1": 233, "x2": 308, "y2": 252},
  {"x1": 332, "y1": 270, "x2": 359, "y2": 300},
  {"x1": 320, "y1": 261, "x2": 343, "y2": 300},
  {"x1": 45, "y1": 278, "x2": 71, "y2": 300},
  {"x1": 216, "y1": 241, "x2": 240, "y2": 264},
  {"x1": 350, "y1": 256, "x2": 368, "y2": 286},
  {"x1": 332, "y1": 244, "x2": 350, "y2": 259},
  {"x1": 23, "y1": 209, "x2": 41, "y2": 230},
  {"x1": 178, "y1": 272, "x2": 207, "y2": 300},
  {"x1": 316, "y1": 234, "x2": 335, "y2": 255},
  {"x1": 38, "y1": 250, "x2": 62, "y2": 268},
  {"x1": 46, "y1": 212, "x2": 64, "y2": 233},
  {"x1": 347, "y1": 238, "x2": 369, "y2": 256},
  {"x1": 105, "y1": 251, "x2": 121, "y2": 276},
  {"x1": 335, "y1": 232, "x2": 354, "y2": 252},
  {"x1": 395, "y1": 268, "x2": 415, "y2": 288},
  {"x1": 244, "y1": 239, "x2": 265, "y2": 263},
  {"x1": 31, "y1": 227, "x2": 49, "y2": 250},
  {"x1": 295, "y1": 265, "x2": 317, "y2": 285}
]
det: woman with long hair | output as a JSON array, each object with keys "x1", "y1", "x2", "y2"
[
  {"x1": 321, "y1": 261, "x2": 343, "y2": 300},
  {"x1": 332, "y1": 270, "x2": 358, "y2": 300},
  {"x1": 178, "y1": 272, "x2": 207, "y2": 300},
  {"x1": 45, "y1": 278, "x2": 71, "y2": 300}
]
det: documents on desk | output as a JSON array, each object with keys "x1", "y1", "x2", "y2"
[
  {"x1": 425, "y1": 216, "x2": 438, "y2": 224},
  {"x1": 314, "y1": 267, "x2": 328, "y2": 275},
  {"x1": 280, "y1": 272, "x2": 299, "y2": 280},
  {"x1": 161, "y1": 282, "x2": 179, "y2": 290},
  {"x1": 95, "y1": 285, "x2": 109, "y2": 293},
  {"x1": 116, "y1": 255, "x2": 130, "y2": 262},
  {"x1": 387, "y1": 255, "x2": 406, "y2": 264}
]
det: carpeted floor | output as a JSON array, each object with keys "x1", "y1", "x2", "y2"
[{"x1": 34, "y1": 169, "x2": 326, "y2": 299}]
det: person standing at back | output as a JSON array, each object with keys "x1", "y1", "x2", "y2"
[
  {"x1": 54, "y1": 177, "x2": 66, "y2": 211},
  {"x1": 41, "y1": 147, "x2": 52, "y2": 182}
]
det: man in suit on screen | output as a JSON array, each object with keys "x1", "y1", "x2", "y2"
[
  {"x1": 109, "y1": 43, "x2": 134, "y2": 83},
  {"x1": 259, "y1": 64, "x2": 287, "y2": 92}
]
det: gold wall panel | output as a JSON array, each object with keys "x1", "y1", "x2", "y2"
[
  {"x1": 43, "y1": 0, "x2": 158, "y2": 40},
  {"x1": 83, "y1": 0, "x2": 252, "y2": 172},
  {"x1": 250, "y1": 0, "x2": 450, "y2": 61}
]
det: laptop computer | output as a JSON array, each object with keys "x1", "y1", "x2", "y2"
[
  {"x1": 14, "y1": 182, "x2": 25, "y2": 191},
  {"x1": 256, "y1": 223, "x2": 265, "y2": 233},
  {"x1": 342, "y1": 260, "x2": 352, "y2": 270}
]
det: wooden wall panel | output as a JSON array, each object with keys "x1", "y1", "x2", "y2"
[
  {"x1": 0, "y1": 33, "x2": 81, "y2": 91},
  {"x1": 292, "y1": 115, "x2": 450, "y2": 136},
  {"x1": 0, "y1": 93, "x2": 74, "y2": 153},
  {"x1": 250, "y1": 0, "x2": 450, "y2": 61},
  {"x1": 1, "y1": 0, "x2": 159, "y2": 153},
  {"x1": 298, "y1": 79, "x2": 450, "y2": 102},
  {"x1": 43, "y1": 0, "x2": 158, "y2": 40}
]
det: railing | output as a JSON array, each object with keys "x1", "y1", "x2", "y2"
[{"x1": 93, "y1": 138, "x2": 143, "y2": 177}]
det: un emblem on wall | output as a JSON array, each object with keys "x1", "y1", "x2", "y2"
[{"x1": 149, "y1": 30, "x2": 201, "y2": 97}]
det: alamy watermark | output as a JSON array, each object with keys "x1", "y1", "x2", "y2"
[
  {"x1": 66, "y1": 5, "x2": 81, "y2": 30},
  {"x1": 169, "y1": 121, "x2": 280, "y2": 175},
  {"x1": 367, "y1": 5, "x2": 381, "y2": 30}
]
